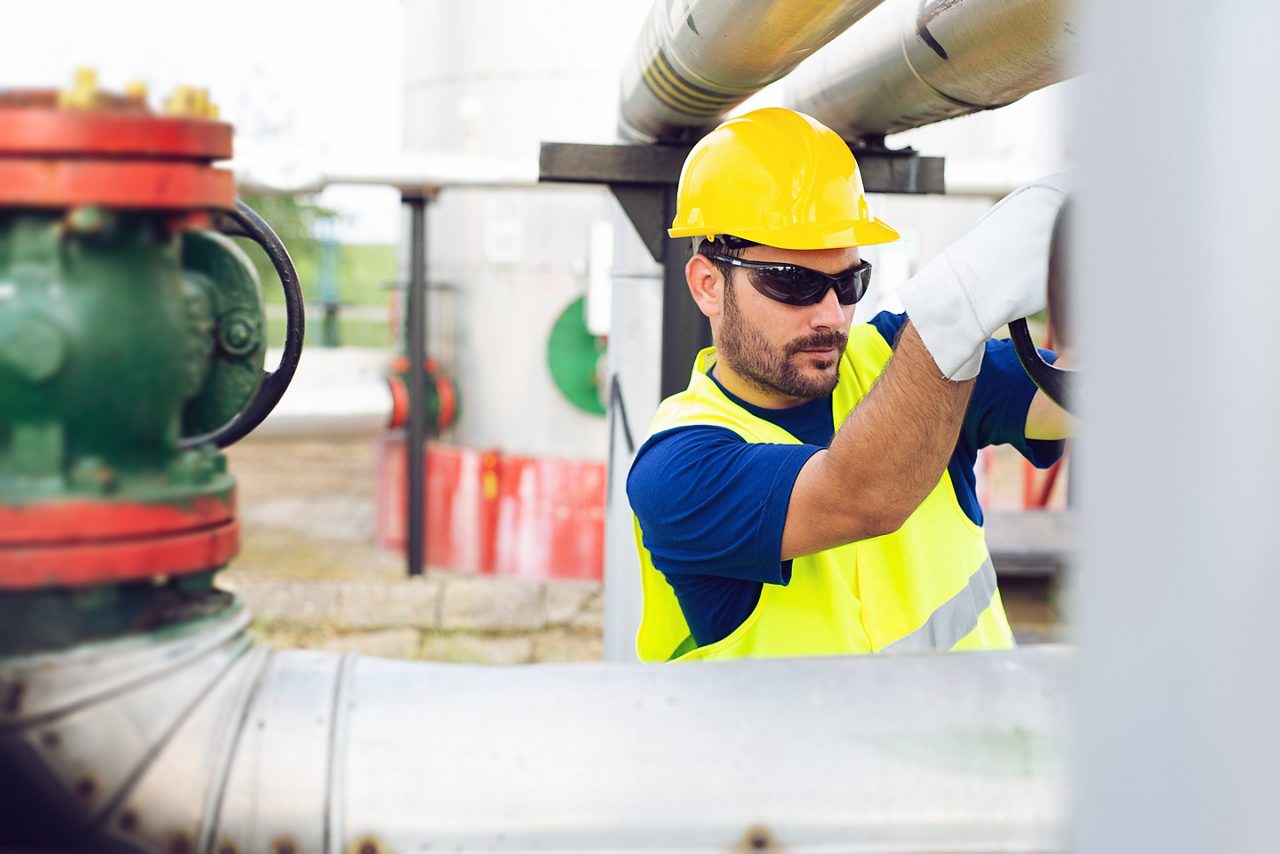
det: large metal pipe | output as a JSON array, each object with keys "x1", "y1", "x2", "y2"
[
  {"x1": 784, "y1": 0, "x2": 1079, "y2": 140},
  {"x1": 617, "y1": 0, "x2": 889, "y2": 143},
  {"x1": 0, "y1": 601, "x2": 1068, "y2": 851}
]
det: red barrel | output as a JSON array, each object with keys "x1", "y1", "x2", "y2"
[{"x1": 377, "y1": 433, "x2": 604, "y2": 579}]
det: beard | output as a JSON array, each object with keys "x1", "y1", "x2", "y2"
[{"x1": 718, "y1": 279, "x2": 847, "y2": 400}]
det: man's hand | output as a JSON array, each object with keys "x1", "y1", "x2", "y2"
[{"x1": 900, "y1": 174, "x2": 1071, "y2": 381}]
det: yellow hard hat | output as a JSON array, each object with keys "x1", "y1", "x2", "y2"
[{"x1": 668, "y1": 107, "x2": 899, "y2": 250}]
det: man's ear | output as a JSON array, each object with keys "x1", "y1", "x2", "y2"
[{"x1": 686, "y1": 253, "x2": 723, "y2": 318}]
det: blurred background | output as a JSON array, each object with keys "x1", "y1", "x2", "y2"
[
  {"x1": 1, "y1": 0, "x2": 1076, "y2": 663},
  {"x1": 10, "y1": 2, "x2": 1280, "y2": 851}
]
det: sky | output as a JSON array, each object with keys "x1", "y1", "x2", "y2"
[
  {"x1": 1, "y1": 0, "x2": 405, "y2": 242},
  {"x1": 1, "y1": 0, "x2": 1072, "y2": 245}
]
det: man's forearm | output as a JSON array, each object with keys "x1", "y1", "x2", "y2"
[{"x1": 782, "y1": 322, "x2": 973, "y2": 558}]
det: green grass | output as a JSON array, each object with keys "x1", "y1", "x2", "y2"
[
  {"x1": 238, "y1": 240, "x2": 400, "y2": 350},
  {"x1": 267, "y1": 317, "x2": 395, "y2": 350},
  {"x1": 235, "y1": 240, "x2": 399, "y2": 309}
]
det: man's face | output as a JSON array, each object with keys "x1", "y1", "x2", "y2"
[{"x1": 716, "y1": 244, "x2": 861, "y2": 403}]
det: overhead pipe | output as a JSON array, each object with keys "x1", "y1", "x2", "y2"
[
  {"x1": 618, "y1": 0, "x2": 889, "y2": 143},
  {"x1": 784, "y1": 0, "x2": 1079, "y2": 140}
]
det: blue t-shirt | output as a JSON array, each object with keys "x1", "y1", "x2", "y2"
[{"x1": 626, "y1": 311, "x2": 1064, "y2": 647}]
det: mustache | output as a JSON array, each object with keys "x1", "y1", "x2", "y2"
[{"x1": 787, "y1": 330, "x2": 847, "y2": 356}]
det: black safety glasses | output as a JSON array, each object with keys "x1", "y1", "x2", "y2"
[{"x1": 707, "y1": 254, "x2": 873, "y2": 306}]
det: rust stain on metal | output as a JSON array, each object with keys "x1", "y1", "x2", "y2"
[
  {"x1": 350, "y1": 836, "x2": 381, "y2": 854},
  {"x1": 2, "y1": 680, "x2": 24, "y2": 715},
  {"x1": 917, "y1": 0, "x2": 965, "y2": 60},
  {"x1": 271, "y1": 837, "x2": 298, "y2": 854},
  {"x1": 167, "y1": 832, "x2": 193, "y2": 854},
  {"x1": 215, "y1": 841, "x2": 240, "y2": 854},
  {"x1": 739, "y1": 824, "x2": 776, "y2": 852}
]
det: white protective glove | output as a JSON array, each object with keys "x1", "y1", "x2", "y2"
[{"x1": 898, "y1": 173, "x2": 1070, "y2": 380}]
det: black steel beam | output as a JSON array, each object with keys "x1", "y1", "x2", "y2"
[
  {"x1": 539, "y1": 141, "x2": 944, "y2": 195},
  {"x1": 539, "y1": 142, "x2": 690, "y2": 186},
  {"x1": 402, "y1": 193, "x2": 430, "y2": 578},
  {"x1": 659, "y1": 186, "x2": 711, "y2": 399}
]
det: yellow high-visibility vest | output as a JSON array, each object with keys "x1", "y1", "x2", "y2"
[{"x1": 634, "y1": 324, "x2": 1015, "y2": 662}]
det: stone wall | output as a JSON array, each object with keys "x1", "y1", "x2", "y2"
[{"x1": 222, "y1": 575, "x2": 602, "y2": 663}]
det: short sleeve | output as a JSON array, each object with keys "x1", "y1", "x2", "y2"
[
  {"x1": 867, "y1": 310, "x2": 908, "y2": 348},
  {"x1": 967, "y1": 337, "x2": 1066, "y2": 468},
  {"x1": 626, "y1": 426, "x2": 823, "y2": 584}
]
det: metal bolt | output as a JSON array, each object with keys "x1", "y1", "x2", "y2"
[
  {"x1": 118, "y1": 809, "x2": 139, "y2": 833},
  {"x1": 2, "y1": 681, "x2": 24, "y2": 715},
  {"x1": 740, "y1": 825, "x2": 774, "y2": 852},
  {"x1": 271, "y1": 838, "x2": 297, "y2": 854},
  {"x1": 69, "y1": 457, "x2": 118, "y2": 495},
  {"x1": 65, "y1": 205, "x2": 114, "y2": 235},
  {"x1": 74, "y1": 776, "x2": 97, "y2": 800},
  {"x1": 169, "y1": 449, "x2": 213, "y2": 486},
  {"x1": 39, "y1": 731, "x2": 60, "y2": 750},
  {"x1": 218, "y1": 312, "x2": 259, "y2": 356},
  {"x1": 163, "y1": 85, "x2": 219, "y2": 119},
  {"x1": 163, "y1": 86, "x2": 193, "y2": 117},
  {"x1": 57, "y1": 67, "x2": 101, "y2": 111},
  {"x1": 168, "y1": 833, "x2": 192, "y2": 854}
]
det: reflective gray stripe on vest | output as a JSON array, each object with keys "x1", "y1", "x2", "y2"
[{"x1": 880, "y1": 557, "x2": 998, "y2": 653}]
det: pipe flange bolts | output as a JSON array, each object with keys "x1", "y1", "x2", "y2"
[{"x1": 217, "y1": 309, "x2": 260, "y2": 357}]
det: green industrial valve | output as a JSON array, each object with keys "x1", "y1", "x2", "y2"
[{"x1": 0, "y1": 80, "x2": 303, "y2": 651}]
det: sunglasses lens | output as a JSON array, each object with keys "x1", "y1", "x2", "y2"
[
  {"x1": 747, "y1": 267, "x2": 823, "y2": 306},
  {"x1": 833, "y1": 268, "x2": 869, "y2": 305},
  {"x1": 722, "y1": 254, "x2": 871, "y2": 307}
]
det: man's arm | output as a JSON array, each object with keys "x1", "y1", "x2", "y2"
[
  {"x1": 784, "y1": 175, "x2": 1070, "y2": 559},
  {"x1": 782, "y1": 322, "x2": 972, "y2": 559}
]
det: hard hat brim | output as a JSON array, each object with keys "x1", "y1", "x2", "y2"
[{"x1": 668, "y1": 217, "x2": 900, "y2": 250}]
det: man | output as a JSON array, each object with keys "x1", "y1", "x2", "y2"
[{"x1": 627, "y1": 107, "x2": 1070, "y2": 662}]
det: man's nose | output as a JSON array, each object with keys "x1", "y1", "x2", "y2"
[{"x1": 809, "y1": 285, "x2": 846, "y2": 329}]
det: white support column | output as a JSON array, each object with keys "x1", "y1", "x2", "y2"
[{"x1": 1075, "y1": 2, "x2": 1280, "y2": 852}]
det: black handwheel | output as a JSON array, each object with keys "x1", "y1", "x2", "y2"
[
  {"x1": 180, "y1": 199, "x2": 306, "y2": 450},
  {"x1": 1011, "y1": 198, "x2": 1075, "y2": 415},
  {"x1": 1009, "y1": 318, "x2": 1072, "y2": 412}
]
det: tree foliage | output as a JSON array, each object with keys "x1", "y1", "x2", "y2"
[{"x1": 233, "y1": 193, "x2": 338, "y2": 304}]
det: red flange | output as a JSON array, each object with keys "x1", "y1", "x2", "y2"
[
  {"x1": 0, "y1": 106, "x2": 232, "y2": 159},
  {"x1": 0, "y1": 96, "x2": 235, "y2": 211},
  {"x1": 0, "y1": 521, "x2": 240, "y2": 590},
  {"x1": 0, "y1": 494, "x2": 234, "y2": 546},
  {"x1": 0, "y1": 160, "x2": 235, "y2": 210},
  {"x1": 0, "y1": 494, "x2": 239, "y2": 588}
]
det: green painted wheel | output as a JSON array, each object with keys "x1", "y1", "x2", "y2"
[{"x1": 547, "y1": 296, "x2": 606, "y2": 416}]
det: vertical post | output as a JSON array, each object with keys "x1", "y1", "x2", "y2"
[
  {"x1": 658, "y1": 185, "x2": 711, "y2": 399},
  {"x1": 1075, "y1": 3, "x2": 1280, "y2": 853},
  {"x1": 403, "y1": 193, "x2": 430, "y2": 577}
]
